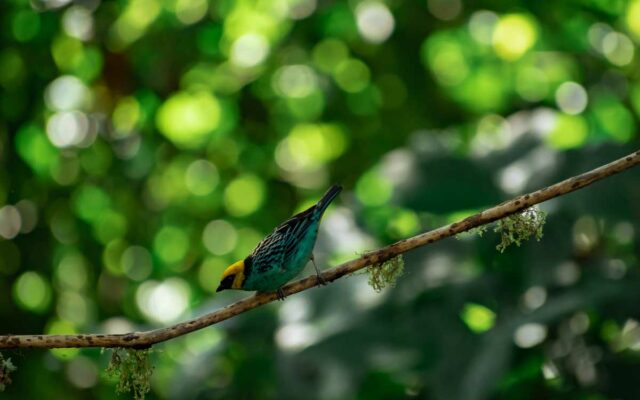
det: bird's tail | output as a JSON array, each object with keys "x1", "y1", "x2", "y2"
[{"x1": 315, "y1": 184, "x2": 342, "y2": 215}]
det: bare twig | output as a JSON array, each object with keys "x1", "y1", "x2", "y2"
[{"x1": 1, "y1": 149, "x2": 639, "y2": 349}]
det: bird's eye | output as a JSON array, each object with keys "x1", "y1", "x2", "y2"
[
  {"x1": 221, "y1": 275, "x2": 234, "y2": 287},
  {"x1": 217, "y1": 274, "x2": 235, "y2": 292}
]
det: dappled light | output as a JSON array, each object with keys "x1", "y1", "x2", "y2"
[{"x1": 0, "y1": 0, "x2": 639, "y2": 399}]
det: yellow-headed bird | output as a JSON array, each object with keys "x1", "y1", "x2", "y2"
[{"x1": 216, "y1": 185, "x2": 342, "y2": 299}]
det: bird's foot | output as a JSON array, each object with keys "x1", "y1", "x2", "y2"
[
  {"x1": 276, "y1": 288, "x2": 286, "y2": 301},
  {"x1": 315, "y1": 273, "x2": 327, "y2": 286},
  {"x1": 310, "y1": 253, "x2": 326, "y2": 286}
]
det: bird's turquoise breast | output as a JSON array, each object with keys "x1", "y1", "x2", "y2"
[{"x1": 243, "y1": 227, "x2": 318, "y2": 291}]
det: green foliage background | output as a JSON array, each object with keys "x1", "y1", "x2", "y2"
[{"x1": 1, "y1": 0, "x2": 640, "y2": 398}]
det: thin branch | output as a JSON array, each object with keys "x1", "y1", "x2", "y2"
[{"x1": 1, "y1": 149, "x2": 639, "y2": 349}]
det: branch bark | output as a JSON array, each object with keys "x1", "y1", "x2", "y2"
[{"x1": 1, "y1": 149, "x2": 639, "y2": 350}]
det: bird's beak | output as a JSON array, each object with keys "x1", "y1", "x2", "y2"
[{"x1": 216, "y1": 285, "x2": 224, "y2": 292}]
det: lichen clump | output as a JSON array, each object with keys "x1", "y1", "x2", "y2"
[
  {"x1": 0, "y1": 352, "x2": 16, "y2": 392},
  {"x1": 367, "y1": 255, "x2": 405, "y2": 292},
  {"x1": 459, "y1": 224, "x2": 489, "y2": 239},
  {"x1": 494, "y1": 207, "x2": 546, "y2": 253},
  {"x1": 106, "y1": 348, "x2": 154, "y2": 400}
]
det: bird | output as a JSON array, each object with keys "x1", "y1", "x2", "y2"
[{"x1": 216, "y1": 184, "x2": 342, "y2": 299}]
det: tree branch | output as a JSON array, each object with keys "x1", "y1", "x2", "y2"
[{"x1": 1, "y1": 149, "x2": 639, "y2": 350}]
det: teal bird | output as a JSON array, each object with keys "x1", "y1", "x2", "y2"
[{"x1": 216, "y1": 184, "x2": 342, "y2": 299}]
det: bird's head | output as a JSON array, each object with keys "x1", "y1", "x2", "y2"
[{"x1": 216, "y1": 259, "x2": 246, "y2": 292}]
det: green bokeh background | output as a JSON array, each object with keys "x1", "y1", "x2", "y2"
[{"x1": 1, "y1": 0, "x2": 640, "y2": 399}]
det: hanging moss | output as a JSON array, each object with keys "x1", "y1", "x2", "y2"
[
  {"x1": 494, "y1": 207, "x2": 546, "y2": 253},
  {"x1": 106, "y1": 348, "x2": 154, "y2": 400},
  {"x1": 367, "y1": 255, "x2": 405, "y2": 292},
  {"x1": 0, "y1": 352, "x2": 16, "y2": 392},
  {"x1": 457, "y1": 224, "x2": 489, "y2": 239},
  {"x1": 456, "y1": 207, "x2": 546, "y2": 252}
]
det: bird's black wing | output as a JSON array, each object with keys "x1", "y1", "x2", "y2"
[
  {"x1": 280, "y1": 206, "x2": 317, "y2": 259},
  {"x1": 250, "y1": 205, "x2": 317, "y2": 271},
  {"x1": 250, "y1": 228, "x2": 287, "y2": 274}
]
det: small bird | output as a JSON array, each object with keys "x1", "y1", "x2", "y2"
[{"x1": 216, "y1": 184, "x2": 342, "y2": 299}]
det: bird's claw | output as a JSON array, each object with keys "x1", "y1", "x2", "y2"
[
  {"x1": 310, "y1": 254, "x2": 327, "y2": 286},
  {"x1": 316, "y1": 274, "x2": 327, "y2": 286},
  {"x1": 276, "y1": 288, "x2": 286, "y2": 301}
]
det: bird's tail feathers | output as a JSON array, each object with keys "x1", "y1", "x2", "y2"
[{"x1": 315, "y1": 184, "x2": 342, "y2": 215}]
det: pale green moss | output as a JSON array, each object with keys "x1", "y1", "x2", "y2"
[
  {"x1": 456, "y1": 207, "x2": 546, "y2": 252},
  {"x1": 367, "y1": 255, "x2": 405, "y2": 292},
  {"x1": 0, "y1": 352, "x2": 16, "y2": 392},
  {"x1": 494, "y1": 207, "x2": 546, "y2": 252},
  {"x1": 106, "y1": 348, "x2": 154, "y2": 400},
  {"x1": 457, "y1": 224, "x2": 489, "y2": 239}
]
